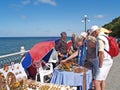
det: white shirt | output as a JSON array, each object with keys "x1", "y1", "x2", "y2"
[{"x1": 96, "y1": 32, "x2": 112, "y2": 60}]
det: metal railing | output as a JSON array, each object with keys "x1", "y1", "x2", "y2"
[{"x1": 0, "y1": 47, "x2": 29, "y2": 68}]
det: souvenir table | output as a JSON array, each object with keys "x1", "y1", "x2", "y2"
[
  {"x1": 0, "y1": 63, "x2": 27, "y2": 90},
  {"x1": 0, "y1": 63, "x2": 27, "y2": 79},
  {"x1": 51, "y1": 63, "x2": 93, "y2": 90},
  {"x1": 0, "y1": 63, "x2": 73, "y2": 90}
]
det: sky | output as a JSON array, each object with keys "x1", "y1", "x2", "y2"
[{"x1": 0, "y1": 0, "x2": 120, "y2": 37}]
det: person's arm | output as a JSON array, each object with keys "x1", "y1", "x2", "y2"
[
  {"x1": 99, "y1": 51, "x2": 104, "y2": 68},
  {"x1": 98, "y1": 39, "x2": 105, "y2": 68},
  {"x1": 60, "y1": 50, "x2": 79, "y2": 64}
]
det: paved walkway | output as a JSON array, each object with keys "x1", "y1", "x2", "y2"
[{"x1": 106, "y1": 54, "x2": 120, "y2": 90}]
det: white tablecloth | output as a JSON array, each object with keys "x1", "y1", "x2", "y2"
[{"x1": 0, "y1": 63, "x2": 27, "y2": 80}]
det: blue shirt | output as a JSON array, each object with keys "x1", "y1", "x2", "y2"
[{"x1": 78, "y1": 40, "x2": 87, "y2": 66}]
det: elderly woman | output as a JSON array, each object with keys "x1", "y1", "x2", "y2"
[
  {"x1": 86, "y1": 36, "x2": 99, "y2": 78},
  {"x1": 60, "y1": 34, "x2": 87, "y2": 66}
]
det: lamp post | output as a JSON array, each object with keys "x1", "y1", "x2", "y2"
[{"x1": 81, "y1": 15, "x2": 90, "y2": 32}]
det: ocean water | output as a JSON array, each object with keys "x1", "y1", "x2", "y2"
[{"x1": 0, "y1": 37, "x2": 71, "y2": 56}]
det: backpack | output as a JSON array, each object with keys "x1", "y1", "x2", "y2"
[{"x1": 104, "y1": 36, "x2": 119, "y2": 57}]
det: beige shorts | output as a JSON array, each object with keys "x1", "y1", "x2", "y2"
[{"x1": 95, "y1": 59, "x2": 113, "y2": 80}]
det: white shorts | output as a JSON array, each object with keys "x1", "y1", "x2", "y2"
[{"x1": 95, "y1": 59, "x2": 113, "y2": 80}]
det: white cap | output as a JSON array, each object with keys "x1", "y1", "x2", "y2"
[
  {"x1": 91, "y1": 25, "x2": 100, "y2": 34},
  {"x1": 80, "y1": 32, "x2": 87, "y2": 38}
]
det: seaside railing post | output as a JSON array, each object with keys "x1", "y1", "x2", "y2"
[
  {"x1": 20, "y1": 46, "x2": 26, "y2": 56},
  {"x1": 20, "y1": 46, "x2": 26, "y2": 63}
]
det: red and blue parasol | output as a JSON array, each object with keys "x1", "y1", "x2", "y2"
[{"x1": 22, "y1": 41, "x2": 55, "y2": 70}]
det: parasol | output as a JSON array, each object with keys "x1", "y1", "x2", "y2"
[
  {"x1": 29, "y1": 41, "x2": 55, "y2": 63},
  {"x1": 22, "y1": 41, "x2": 55, "y2": 70},
  {"x1": 100, "y1": 27, "x2": 112, "y2": 34}
]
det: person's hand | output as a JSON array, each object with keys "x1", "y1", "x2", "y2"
[
  {"x1": 96, "y1": 68, "x2": 103, "y2": 75},
  {"x1": 58, "y1": 52, "x2": 64, "y2": 57},
  {"x1": 60, "y1": 60, "x2": 67, "y2": 65},
  {"x1": 98, "y1": 68, "x2": 102, "y2": 71}
]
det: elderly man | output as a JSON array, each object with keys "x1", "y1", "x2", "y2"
[
  {"x1": 55, "y1": 32, "x2": 68, "y2": 63},
  {"x1": 91, "y1": 25, "x2": 113, "y2": 90}
]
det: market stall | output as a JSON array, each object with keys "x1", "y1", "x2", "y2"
[
  {"x1": 0, "y1": 63, "x2": 73, "y2": 90},
  {"x1": 0, "y1": 63, "x2": 27, "y2": 90},
  {"x1": 51, "y1": 62, "x2": 93, "y2": 90}
]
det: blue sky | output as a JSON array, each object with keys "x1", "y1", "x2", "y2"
[{"x1": 0, "y1": 0, "x2": 120, "y2": 37}]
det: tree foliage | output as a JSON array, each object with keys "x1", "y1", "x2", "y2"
[{"x1": 103, "y1": 16, "x2": 120, "y2": 38}]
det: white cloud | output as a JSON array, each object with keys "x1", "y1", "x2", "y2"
[
  {"x1": 10, "y1": 0, "x2": 57, "y2": 7},
  {"x1": 20, "y1": 15, "x2": 27, "y2": 19},
  {"x1": 35, "y1": 0, "x2": 57, "y2": 6},
  {"x1": 94, "y1": 15, "x2": 105, "y2": 19},
  {"x1": 9, "y1": 4, "x2": 22, "y2": 9},
  {"x1": 21, "y1": 0, "x2": 31, "y2": 5}
]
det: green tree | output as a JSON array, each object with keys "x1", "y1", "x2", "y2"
[{"x1": 103, "y1": 16, "x2": 120, "y2": 38}]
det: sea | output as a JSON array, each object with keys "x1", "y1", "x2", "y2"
[{"x1": 0, "y1": 37, "x2": 71, "y2": 56}]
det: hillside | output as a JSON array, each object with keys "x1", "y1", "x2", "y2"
[{"x1": 103, "y1": 16, "x2": 120, "y2": 38}]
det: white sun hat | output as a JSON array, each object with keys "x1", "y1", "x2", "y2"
[{"x1": 91, "y1": 25, "x2": 100, "y2": 34}]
